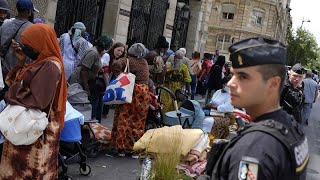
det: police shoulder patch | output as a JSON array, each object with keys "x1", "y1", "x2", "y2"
[{"x1": 238, "y1": 156, "x2": 259, "y2": 180}]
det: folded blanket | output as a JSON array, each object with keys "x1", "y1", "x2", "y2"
[{"x1": 177, "y1": 160, "x2": 207, "y2": 178}]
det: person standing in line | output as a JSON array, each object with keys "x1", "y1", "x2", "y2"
[
  {"x1": 110, "y1": 43, "x2": 149, "y2": 158},
  {"x1": 202, "y1": 37, "x2": 308, "y2": 180},
  {"x1": 302, "y1": 70, "x2": 318, "y2": 125},
  {"x1": 280, "y1": 63, "x2": 305, "y2": 123},
  {"x1": 188, "y1": 51, "x2": 202, "y2": 100},
  {"x1": 0, "y1": 0, "x2": 9, "y2": 26},
  {"x1": 0, "y1": 0, "x2": 36, "y2": 86},
  {"x1": 0, "y1": 23, "x2": 67, "y2": 180},
  {"x1": 101, "y1": 42, "x2": 125, "y2": 118},
  {"x1": 68, "y1": 34, "x2": 113, "y2": 123},
  {"x1": 205, "y1": 56, "x2": 226, "y2": 105},
  {"x1": 145, "y1": 36, "x2": 169, "y2": 85},
  {"x1": 58, "y1": 22, "x2": 92, "y2": 80},
  {"x1": 0, "y1": 0, "x2": 10, "y2": 162},
  {"x1": 197, "y1": 53, "x2": 213, "y2": 96}
]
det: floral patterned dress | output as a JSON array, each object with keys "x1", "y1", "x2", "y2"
[{"x1": 161, "y1": 61, "x2": 191, "y2": 113}]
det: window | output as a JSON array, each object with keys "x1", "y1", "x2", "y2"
[
  {"x1": 216, "y1": 34, "x2": 233, "y2": 51},
  {"x1": 223, "y1": 13, "x2": 234, "y2": 20},
  {"x1": 222, "y1": 4, "x2": 236, "y2": 20},
  {"x1": 252, "y1": 9, "x2": 264, "y2": 25}
]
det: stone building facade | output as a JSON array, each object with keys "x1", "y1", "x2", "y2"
[
  {"x1": 205, "y1": 0, "x2": 291, "y2": 58},
  {"x1": 6, "y1": 0, "x2": 212, "y2": 57},
  {"x1": 6, "y1": 0, "x2": 290, "y2": 58}
]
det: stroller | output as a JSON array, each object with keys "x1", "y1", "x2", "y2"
[
  {"x1": 59, "y1": 101, "x2": 91, "y2": 180},
  {"x1": 67, "y1": 83, "x2": 100, "y2": 157},
  {"x1": 156, "y1": 86, "x2": 205, "y2": 129}
]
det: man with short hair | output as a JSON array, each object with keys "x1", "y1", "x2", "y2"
[
  {"x1": 280, "y1": 63, "x2": 305, "y2": 123},
  {"x1": 204, "y1": 37, "x2": 308, "y2": 180},
  {"x1": 302, "y1": 70, "x2": 318, "y2": 125}
]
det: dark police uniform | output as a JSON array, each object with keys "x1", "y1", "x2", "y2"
[
  {"x1": 281, "y1": 80, "x2": 304, "y2": 123},
  {"x1": 203, "y1": 37, "x2": 309, "y2": 180},
  {"x1": 212, "y1": 109, "x2": 308, "y2": 180}
]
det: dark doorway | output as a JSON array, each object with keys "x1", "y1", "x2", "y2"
[
  {"x1": 54, "y1": 0, "x2": 106, "y2": 42},
  {"x1": 127, "y1": 0, "x2": 169, "y2": 50}
]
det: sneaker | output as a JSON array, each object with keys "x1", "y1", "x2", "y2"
[
  {"x1": 118, "y1": 153, "x2": 126, "y2": 157},
  {"x1": 118, "y1": 150, "x2": 126, "y2": 157},
  {"x1": 131, "y1": 153, "x2": 139, "y2": 159}
]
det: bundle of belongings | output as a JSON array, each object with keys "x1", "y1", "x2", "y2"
[
  {"x1": 177, "y1": 134, "x2": 209, "y2": 177},
  {"x1": 133, "y1": 125, "x2": 209, "y2": 178}
]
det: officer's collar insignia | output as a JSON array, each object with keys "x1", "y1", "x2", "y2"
[
  {"x1": 238, "y1": 157, "x2": 259, "y2": 180},
  {"x1": 238, "y1": 55, "x2": 244, "y2": 66}
]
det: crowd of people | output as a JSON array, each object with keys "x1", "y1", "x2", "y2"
[{"x1": 0, "y1": 0, "x2": 316, "y2": 179}]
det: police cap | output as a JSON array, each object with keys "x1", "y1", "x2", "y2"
[
  {"x1": 229, "y1": 37, "x2": 286, "y2": 68},
  {"x1": 291, "y1": 63, "x2": 305, "y2": 74}
]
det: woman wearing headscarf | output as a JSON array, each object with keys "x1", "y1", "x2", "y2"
[
  {"x1": 0, "y1": 24, "x2": 67, "y2": 179},
  {"x1": 110, "y1": 43, "x2": 149, "y2": 158},
  {"x1": 69, "y1": 34, "x2": 113, "y2": 123},
  {"x1": 59, "y1": 22, "x2": 92, "y2": 80},
  {"x1": 205, "y1": 55, "x2": 226, "y2": 104},
  {"x1": 161, "y1": 50, "x2": 192, "y2": 113}
]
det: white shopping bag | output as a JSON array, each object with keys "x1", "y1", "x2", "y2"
[{"x1": 103, "y1": 59, "x2": 136, "y2": 104}]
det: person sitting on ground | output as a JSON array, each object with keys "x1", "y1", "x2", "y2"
[{"x1": 202, "y1": 76, "x2": 234, "y2": 139}]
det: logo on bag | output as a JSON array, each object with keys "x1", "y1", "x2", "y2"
[
  {"x1": 108, "y1": 76, "x2": 130, "y2": 87},
  {"x1": 104, "y1": 76, "x2": 131, "y2": 102}
]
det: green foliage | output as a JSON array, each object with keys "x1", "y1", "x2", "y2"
[{"x1": 286, "y1": 27, "x2": 319, "y2": 71}]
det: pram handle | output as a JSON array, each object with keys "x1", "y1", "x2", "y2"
[{"x1": 155, "y1": 86, "x2": 177, "y2": 101}]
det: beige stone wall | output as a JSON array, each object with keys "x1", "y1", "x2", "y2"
[
  {"x1": 163, "y1": 0, "x2": 177, "y2": 45},
  {"x1": 206, "y1": 0, "x2": 290, "y2": 57},
  {"x1": 185, "y1": 0, "x2": 213, "y2": 58},
  {"x1": 7, "y1": 0, "x2": 53, "y2": 24}
]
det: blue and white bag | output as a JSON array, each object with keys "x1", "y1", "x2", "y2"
[{"x1": 103, "y1": 59, "x2": 136, "y2": 105}]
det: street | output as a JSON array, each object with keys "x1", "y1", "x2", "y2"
[{"x1": 66, "y1": 97, "x2": 320, "y2": 180}]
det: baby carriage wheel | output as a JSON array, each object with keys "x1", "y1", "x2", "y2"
[{"x1": 79, "y1": 164, "x2": 91, "y2": 176}]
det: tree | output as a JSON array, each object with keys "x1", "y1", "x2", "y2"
[{"x1": 286, "y1": 27, "x2": 319, "y2": 69}]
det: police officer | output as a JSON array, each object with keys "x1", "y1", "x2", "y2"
[
  {"x1": 204, "y1": 37, "x2": 308, "y2": 180},
  {"x1": 280, "y1": 63, "x2": 305, "y2": 123}
]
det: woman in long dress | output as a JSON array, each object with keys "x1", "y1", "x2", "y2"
[
  {"x1": 110, "y1": 43, "x2": 149, "y2": 158},
  {"x1": 0, "y1": 24, "x2": 67, "y2": 179}
]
